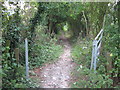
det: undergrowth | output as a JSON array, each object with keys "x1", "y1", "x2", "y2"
[
  {"x1": 71, "y1": 38, "x2": 114, "y2": 88},
  {"x1": 2, "y1": 25, "x2": 63, "y2": 88},
  {"x1": 71, "y1": 39, "x2": 92, "y2": 67},
  {"x1": 29, "y1": 25, "x2": 63, "y2": 69}
]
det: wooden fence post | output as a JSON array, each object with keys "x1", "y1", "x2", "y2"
[
  {"x1": 14, "y1": 48, "x2": 19, "y2": 63},
  {"x1": 106, "y1": 52, "x2": 112, "y2": 75}
]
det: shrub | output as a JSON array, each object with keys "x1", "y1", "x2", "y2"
[{"x1": 29, "y1": 25, "x2": 63, "y2": 69}]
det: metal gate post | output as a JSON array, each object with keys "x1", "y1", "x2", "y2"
[
  {"x1": 93, "y1": 40, "x2": 98, "y2": 71},
  {"x1": 25, "y1": 38, "x2": 29, "y2": 79},
  {"x1": 90, "y1": 40, "x2": 95, "y2": 70},
  {"x1": 90, "y1": 29, "x2": 103, "y2": 71}
]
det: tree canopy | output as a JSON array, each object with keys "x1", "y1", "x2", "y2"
[{"x1": 1, "y1": 1, "x2": 120, "y2": 88}]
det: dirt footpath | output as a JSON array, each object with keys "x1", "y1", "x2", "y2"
[{"x1": 34, "y1": 38, "x2": 76, "y2": 88}]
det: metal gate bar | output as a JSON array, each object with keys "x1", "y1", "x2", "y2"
[{"x1": 90, "y1": 29, "x2": 103, "y2": 70}]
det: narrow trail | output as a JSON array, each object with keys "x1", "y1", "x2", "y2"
[{"x1": 37, "y1": 38, "x2": 75, "y2": 88}]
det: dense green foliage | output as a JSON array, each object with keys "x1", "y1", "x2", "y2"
[
  {"x1": 72, "y1": 39, "x2": 92, "y2": 67},
  {"x1": 71, "y1": 2, "x2": 120, "y2": 88},
  {"x1": 1, "y1": 1, "x2": 120, "y2": 88},
  {"x1": 1, "y1": 2, "x2": 63, "y2": 88},
  {"x1": 29, "y1": 25, "x2": 63, "y2": 69},
  {"x1": 71, "y1": 39, "x2": 114, "y2": 88},
  {"x1": 102, "y1": 5, "x2": 120, "y2": 86}
]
